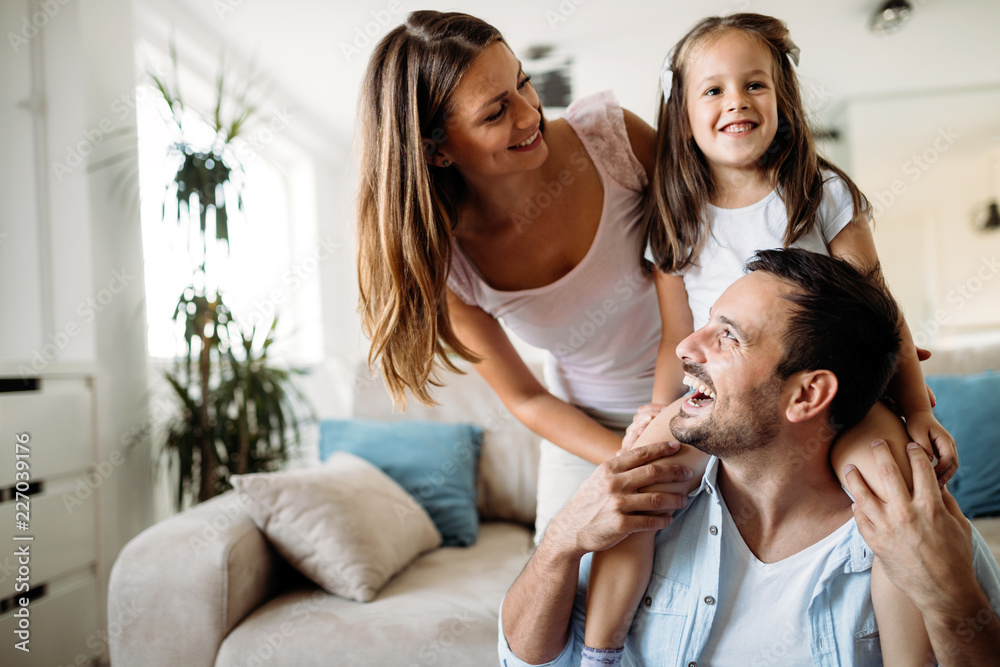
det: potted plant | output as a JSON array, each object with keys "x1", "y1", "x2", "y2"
[{"x1": 148, "y1": 43, "x2": 314, "y2": 509}]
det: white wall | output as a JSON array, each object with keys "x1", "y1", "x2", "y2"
[{"x1": 837, "y1": 87, "x2": 1000, "y2": 349}]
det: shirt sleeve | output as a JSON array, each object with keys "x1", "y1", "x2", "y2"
[
  {"x1": 819, "y1": 173, "x2": 857, "y2": 243},
  {"x1": 562, "y1": 91, "x2": 648, "y2": 193},
  {"x1": 497, "y1": 597, "x2": 581, "y2": 667},
  {"x1": 971, "y1": 525, "x2": 1000, "y2": 614},
  {"x1": 446, "y1": 240, "x2": 479, "y2": 306}
]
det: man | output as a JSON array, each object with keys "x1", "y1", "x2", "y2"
[{"x1": 499, "y1": 248, "x2": 1000, "y2": 666}]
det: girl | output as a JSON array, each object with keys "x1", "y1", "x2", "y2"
[
  {"x1": 583, "y1": 13, "x2": 957, "y2": 667},
  {"x1": 355, "y1": 11, "x2": 676, "y2": 542}
]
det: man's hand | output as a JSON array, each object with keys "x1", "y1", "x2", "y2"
[
  {"x1": 543, "y1": 440, "x2": 691, "y2": 560},
  {"x1": 843, "y1": 440, "x2": 978, "y2": 615}
]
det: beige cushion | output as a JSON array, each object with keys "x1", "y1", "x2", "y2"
[{"x1": 231, "y1": 451, "x2": 441, "y2": 602}]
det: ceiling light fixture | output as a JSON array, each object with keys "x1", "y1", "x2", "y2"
[{"x1": 870, "y1": 0, "x2": 914, "y2": 35}]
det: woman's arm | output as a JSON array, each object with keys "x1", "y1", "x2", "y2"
[
  {"x1": 447, "y1": 289, "x2": 621, "y2": 464},
  {"x1": 828, "y1": 219, "x2": 956, "y2": 481}
]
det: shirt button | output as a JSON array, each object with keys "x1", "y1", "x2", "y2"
[
  {"x1": 688, "y1": 662, "x2": 698, "y2": 667},
  {"x1": 704, "y1": 595, "x2": 715, "y2": 605},
  {"x1": 644, "y1": 596, "x2": 652, "y2": 607},
  {"x1": 709, "y1": 525, "x2": 718, "y2": 535}
]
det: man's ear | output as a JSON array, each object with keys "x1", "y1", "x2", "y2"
[
  {"x1": 422, "y1": 138, "x2": 451, "y2": 168},
  {"x1": 785, "y1": 370, "x2": 837, "y2": 423}
]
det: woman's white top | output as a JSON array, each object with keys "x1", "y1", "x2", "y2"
[{"x1": 447, "y1": 91, "x2": 660, "y2": 413}]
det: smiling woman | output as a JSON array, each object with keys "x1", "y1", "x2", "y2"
[{"x1": 354, "y1": 10, "x2": 675, "y2": 542}]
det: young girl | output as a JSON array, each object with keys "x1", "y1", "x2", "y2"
[
  {"x1": 582, "y1": 13, "x2": 957, "y2": 667},
  {"x1": 356, "y1": 11, "x2": 675, "y2": 542}
]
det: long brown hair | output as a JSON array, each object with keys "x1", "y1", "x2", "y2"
[
  {"x1": 644, "y1": 13, "x2": 870, "y2": 273},
  {"x1": 356, "y1": 11, "x2": 505, "y2": 406}
]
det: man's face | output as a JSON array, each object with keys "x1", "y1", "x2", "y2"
[{"x1": 670, "y1": 272, "x2": 792, "y2": 458}]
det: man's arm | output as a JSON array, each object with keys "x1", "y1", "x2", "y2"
[
  {"x1": 502, "y1": 441, "x2": 692, "y2": 664},
  {"x1": 844, "y1": 440, "x2": 1000, "y2": 665}
]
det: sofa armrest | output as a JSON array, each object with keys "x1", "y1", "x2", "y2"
[{"x1": 108, "y1": 491, "x2": 281, "y2": 667}]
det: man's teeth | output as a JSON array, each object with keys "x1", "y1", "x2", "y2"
[
  {"x1": 513, "y1": 130, "x2": 539, "y2": 147},
  {"x1": 683, "y1": 375, "x2": 716, "y2": 399}
]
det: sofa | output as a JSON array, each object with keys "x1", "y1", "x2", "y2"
[
  {"x1": 108, "y1": 344, "x2": 1000, "y2": 666},
  {"x1": 108, "y1": 361, "x2": 542, "y2": 666}
]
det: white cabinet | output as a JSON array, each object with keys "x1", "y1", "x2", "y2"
[{"x1": 0, "y1": 376, "x2": 101, "y2": 667}]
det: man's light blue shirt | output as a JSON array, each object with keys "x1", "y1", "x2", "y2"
[{"x1": 499, "y1": 457, "x2": 1000, "y2": 667}]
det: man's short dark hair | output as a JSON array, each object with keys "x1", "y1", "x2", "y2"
[{"x1": 746, "y1": 248, "x2": 902, "y2": 430}]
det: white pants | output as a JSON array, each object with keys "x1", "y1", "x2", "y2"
[{"x1": 533, "y1": 407, "x2": 633, "y2": 544}]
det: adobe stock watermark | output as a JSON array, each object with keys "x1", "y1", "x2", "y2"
[
  {"x1": 869, "y1": 126, "x2": 960, "y2": 217},
  {"x1": 56, "y1": 599, "x2": 144, "y2": 667},
  {"x1": 910, "y1": 254, "x2": 1000, "y2": 347},
  {"x1": 339, "y1": 1, "x2": 404, "y2": 63},
  {"x1": 7, "y1": 0, "x2": 72, "y2": 54},
  {"x1": 50, "y1": 70, "x2": 167, "y2": 183},
  {"x1": 230, "y1": 107, "x2": 296, "y2": 166},
  {"x1": 551, "y1": 266, "x2": 646, "y2": 356},
  {"x1": 214, "y1": 0, "x2": 246, "y2": 20},
  {"x1": 512, "y1": 148, "x2": 589, "y2": 233},
  {"x1": 406, "y1": 609, "x2": 475, "y2": 666},
  {"x1": 232, "y1": 234, "x2": 338, "y2": 334},
  {"x1": 61, "y1": 395, "x2": 174, "y2": 514},
  {"x1": 545, "y1": 0, "x2": 591, "y2": 31},
  {"x1": 17, "y1": 267, "x2": 136, "y2": 381}
]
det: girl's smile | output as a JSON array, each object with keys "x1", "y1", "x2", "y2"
[{"x1": 685, "y1": 30, "x2": 779, "y2": 184}]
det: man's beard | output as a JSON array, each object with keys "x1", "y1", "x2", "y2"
[{"x1": 670, "y1": 374, "x2": 783, "y2": 459}]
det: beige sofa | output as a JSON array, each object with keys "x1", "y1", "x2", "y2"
[
  {"x1": 108, "y1": 345, "x2": 1000, "y2": 666},
  {"x1": 108, "y1": 362, "x2": 541, "y2": 666}
]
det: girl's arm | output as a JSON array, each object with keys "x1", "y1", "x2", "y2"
[
  {"x1": 585, "y1": 397, "x2": 710, "y2": 651},
  {"x1": 872, "y1": 560, "x2": 936, "y2": 667},
  {"x1": 831, "y1": 401, "x2": 934, "y2": 666},
  {"x1": 828, "y1": 219, "x2": 957, "y2": 481},
  {"x1": 651, "y1": 270, "x2": 694, "y2": 404},
  {"x1": 446, "y1": 290, "x2": 621, "y2": 464}
]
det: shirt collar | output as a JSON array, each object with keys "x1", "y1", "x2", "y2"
[{"x1": 694, "y1": 456, "x2": 873, "y2": 574}]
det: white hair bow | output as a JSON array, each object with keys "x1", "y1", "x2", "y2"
[{"x1": 660, "y1": 56, "x2": 673, "y2": 104}]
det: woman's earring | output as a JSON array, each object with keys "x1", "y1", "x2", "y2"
[{"x1": 442, "y1": 159, "x2": 450, "y2": 167}]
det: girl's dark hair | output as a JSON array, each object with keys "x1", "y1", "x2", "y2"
[
  {"x1": 644, "y1": 13, "x2": 870, "y2": 273},
  {"x1": 356, "y1": 11, "x2": 506, "y2": 407}
]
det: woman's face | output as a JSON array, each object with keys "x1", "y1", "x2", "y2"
[{"x1": 432, "y1": 42, "x2": 546, "y2": 179}]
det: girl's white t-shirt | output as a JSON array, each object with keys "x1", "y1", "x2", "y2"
[{"x1": 646, "y1": 174, "x2": 856, "y2": 330}]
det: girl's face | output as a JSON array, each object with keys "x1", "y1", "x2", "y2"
[
  {"x1": 684, "y1": 30, "x2": 779, "y2": 182},
  {"x1": 433, "y1": 42, "x2": 546, "y2": 179}
]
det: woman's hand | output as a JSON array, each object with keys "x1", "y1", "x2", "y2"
[
  {"x1": 621, "y1": 403, "x2": 670, "y2": 452},
  {"x1": 903, "y1": 408, "x2": 957, "y2": 485}
]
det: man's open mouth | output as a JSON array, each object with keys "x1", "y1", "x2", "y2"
[{"x1": 683, "y1": 374, "x2": 716, "y2": 407}]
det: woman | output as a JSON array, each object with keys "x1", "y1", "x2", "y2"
[{"x1": 356, "y1": 11, "x2": 681, "y2": 538}]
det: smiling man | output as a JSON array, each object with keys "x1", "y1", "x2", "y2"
[{"x1": 498, "y1": 248, "x2": 1000, "y2": 666}]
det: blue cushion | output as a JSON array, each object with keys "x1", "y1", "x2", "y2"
[
  {"x1": 318, "y1": 419, "x2": 483, "y2": 546},
  {"x1": 927, "y1": 371, "x2": 1000, "y2": 518}
]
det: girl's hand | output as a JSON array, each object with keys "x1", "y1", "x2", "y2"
[
  {"x1": 904, "y1": 408, "x2": 958, "y2": 485},
  {"x1": 620, "y1": 403, "x2": 669, "y2": 452}
]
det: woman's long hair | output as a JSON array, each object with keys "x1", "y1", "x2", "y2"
[
  {"x1": 644, "y1": 13, "x2": 870, "y2": 273},
  {"x1": 356, "y1": 11, "x2": 504, "y2": 406}
]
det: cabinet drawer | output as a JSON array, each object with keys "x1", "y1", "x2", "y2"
[
  {"x1": 0, "y1": 573, "x2": 101, "y2": 667},
  {"x1": 0, "y1": 482, "x2": 97, "y2": 600},
  {"x1": 0, "y1": 379, "x2": 93, "y2": 487}
]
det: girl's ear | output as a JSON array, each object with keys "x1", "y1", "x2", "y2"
[
  {"x1": 785, "y1": 370, "x2": 837, "y2": 423},
  {"x1": 422, "y1": 138, "x2": 451, "y2": 168}
]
